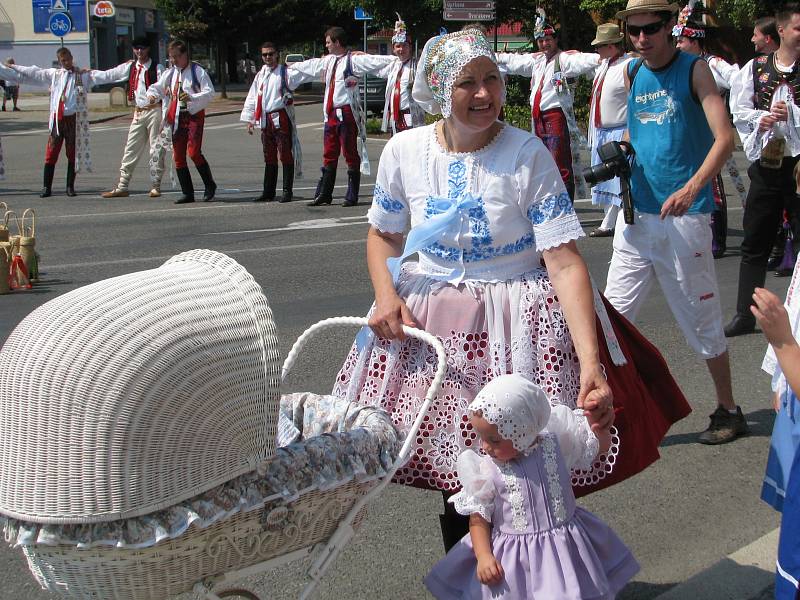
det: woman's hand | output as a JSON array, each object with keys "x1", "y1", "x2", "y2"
[
  {"x1": 476, "y1": 553, "x2": 504, "y2": 585},
  {"x1": 577, "y1": 362, "x2": 614, "y2": 432},
  {"x1": 368, "y1": 292, "x2": 418, "y2": 340}
]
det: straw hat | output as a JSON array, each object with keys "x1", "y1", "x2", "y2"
[
  {"x1": 616, "y1": 0, "x2": 679, "y2": 19},
  {"x1": 592, "y1": 23, "x2": 625, "y2": 46},
  {"x1": 0, "y1": 249, "x2": 282, "y2": 524}
]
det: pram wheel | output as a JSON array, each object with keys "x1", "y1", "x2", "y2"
[{"x1": 218, "y1": 590, "x2": 261, "y2": 600}]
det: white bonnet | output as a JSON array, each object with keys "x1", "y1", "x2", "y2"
[{"x1": 468, "y1": 374, "x2": 551, "y2": 452}]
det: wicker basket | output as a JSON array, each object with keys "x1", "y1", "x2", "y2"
[{"x1": 0, "y1": 249, "x2": 281, "y2": 524}]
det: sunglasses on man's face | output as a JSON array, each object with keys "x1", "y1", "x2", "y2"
[
  {"x1": 133, "y1": 46, "x2": 147, "y2": 50},
  {"x1": 262, "y1": 51, "x2": 276, "y2": 57},
  {"x1": 627, "y1": 20, "x2": 666, "y2": 37}
]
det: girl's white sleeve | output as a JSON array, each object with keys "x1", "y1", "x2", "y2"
[{"x1": 448, "y1": 450, "x2": 496, "y2": 522}]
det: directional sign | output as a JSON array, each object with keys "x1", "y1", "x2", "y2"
[
  {"x1": 51, "y1": 0, "x2": 67, "y2": 10},
  {"x1": 443, "y1": 10, "x2": 495, "y2": 21},
  {"x1": 444, "y1": 1, "x2": 495, "y2": 9},
  {"x1": 353, "y1": 7, "x2": 372, "y2": 20},
  {"x1": 48, "y1": 11, "x2": 72, "y2": 37}
]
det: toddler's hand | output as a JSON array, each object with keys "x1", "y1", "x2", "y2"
[
  {"x1": 476, "y1": 553, "x2": 504, "y2": 585},
  {"x1": 752, "y1": 287, "x2": 795, "y2": 348}
]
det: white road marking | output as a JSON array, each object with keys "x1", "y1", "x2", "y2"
[
  {"x1": 44, "y1": 238, "x2": 364, "y2": 270},
  {"x1": 205, "y1": 215, "x2": 370, "y2": 235}
]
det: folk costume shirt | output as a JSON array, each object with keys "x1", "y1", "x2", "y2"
[
  {"x1": 497, "y1": 50, "x2": 600, "y2": 113},
  {"x1": 290, "y1": 53, "x2": 395, "y2": 120},
  {"x1": 366, "y1": 123, "x2": 584, "y2": 284},
  {"x1": 147, "y1": 63, "x2": 215, "y2": 132},
  {"x1": 704, "y1": 54, "x2": 738, "y2": 92},
  {"x1": 100, "y1": 59, "x2": 164, "y2": 109},
  {"x1": 375, "y1": 58, "x2": 425, "y2": 133},
  {"x1": 730, "y1": 55, "x2": 800, "y2": 162},
  {"x1": 240, "y1": 64, "x2": 310, "y2": 127},
  {"x1": 588, "y1": 54, "x2": 633, "y2": 145}
]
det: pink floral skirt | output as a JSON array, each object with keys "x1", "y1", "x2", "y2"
[{"x1": 332, "y1": 263, "x2": 690, "y2": 492}]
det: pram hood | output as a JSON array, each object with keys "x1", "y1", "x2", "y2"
[{"x1": 0, "y1": 250, "x2": 281, "y2": 524}]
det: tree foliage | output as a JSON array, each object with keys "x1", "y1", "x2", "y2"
[{"x1": 578, "y1": 0, "x2": 784, "y2": 27}]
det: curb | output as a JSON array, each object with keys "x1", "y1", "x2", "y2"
[
  {"x1": 88, "y1": 99, "x2": 321, "y2": 126},
  {"x1": 652, "y1": 528, "x2": 778, "y2": 600}
]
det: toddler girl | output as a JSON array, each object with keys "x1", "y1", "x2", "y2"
[{"x1": 424, "y1": 374, "x2": 639, "y2": 599}]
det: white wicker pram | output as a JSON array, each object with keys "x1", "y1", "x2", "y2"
[{"x1": 0, "y1": 250, "x2": 446, "y2": 600}]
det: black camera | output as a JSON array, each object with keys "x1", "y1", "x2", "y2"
[
  {"x1": 582, "y1": 140, "x2": 633, "y2": 185},
  {"x1": 582, "y1": 140, "x2": 635, "y2": 225}
]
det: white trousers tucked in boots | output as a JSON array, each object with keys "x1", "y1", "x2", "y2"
[{"x1": 117, "y1": 108, "x2": 164, "y2": 190}]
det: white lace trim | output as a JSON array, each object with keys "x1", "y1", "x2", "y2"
[
  {"x1": 533, "y1": 213, "x2": 585, "y2": 252},
  {"x1": 541, "y1": 434, "x2": 567, "y2": 526},
  {"x1": 367, "y1": 205, "x2": 407, "y2": 234},
  {"x1": 571, "y1": 426, "x2": 620, "y2": 487},
  {"x1": 450, "y1": 490, "x2": 493, "y2": 523},
  {"x1": 497, "y1": 461, "x2": 528, "y2": 531}
]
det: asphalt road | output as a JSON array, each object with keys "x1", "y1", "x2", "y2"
[{"x1": 0, "y1": 104, "x2": 789, "y2": 600}]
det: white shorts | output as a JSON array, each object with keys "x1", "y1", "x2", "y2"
[{"x1": 604, "y1": 212, "x2": 727, "y2": 359}]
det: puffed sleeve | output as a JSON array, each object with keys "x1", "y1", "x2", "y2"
[
  {"x1": 448, "y1": 450, "x2": 496, "y2": 522},
  {"x1": 546, "y1": 405, "x2": 620, "y2": 486},
  {"x1": 366, "y1": 134, "x2": 410, "y2": 234},
  {"x1": 516, "y1": 136, "x2": 585, "y2": 251}
]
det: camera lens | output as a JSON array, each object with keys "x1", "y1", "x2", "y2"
[{"x1": 582, "y1": 163, "x2": 614, "y2": 186}]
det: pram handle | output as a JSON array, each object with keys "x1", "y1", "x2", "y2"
[{"x1": 281, "y1": 316, "x2": 447, "y2": 465}]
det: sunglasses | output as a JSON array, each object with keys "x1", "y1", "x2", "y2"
[
  {"x1": 133, "y1": 45, "x2": 148, "y2": 50},
  {"x1": 627, "y1": 20, "x2": 666, "y2": 37},
  {"x1": 261, "y1": 51, "x2": 276, "y2": 57}
]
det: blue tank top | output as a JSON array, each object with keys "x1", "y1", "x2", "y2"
[{"x1": 627, "y1": 51, "x2": 714, "y2": 214}]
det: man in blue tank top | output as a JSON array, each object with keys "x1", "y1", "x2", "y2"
[{"x1": 604, "y1": 0, "x2": 746, "y2": 445}]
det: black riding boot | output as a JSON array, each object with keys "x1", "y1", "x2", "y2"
[
  {"x1": 280, "y1": 164, "x2": 294, "y2": 203},
  {"x1": 174, "y1": 167, "x2": 195, "y2": 204},
  {"x1": 254, "y1": 164, "x2": 278, "y2": 202},
  {"x1": 196, "y1": 162, "x2": 217, "y2": 201},
  {"x1": 342, "y1": 169, "x2": 360, "y2": 207},
  {"x1": 66, "y1": 161, "x2": 76, "y2": 197},
  {"x1": 768, "y1": 224, "x2": 787, "y2": 271},
  {"x1": 724, "y1": 262, "x2": 765, "y2": 337},
  {"x1": 308, "y1": 166, "x2": 335, "y2": 206},
  {"x1": 40, "y1": 164, "x2": 55, "y2": 198}
]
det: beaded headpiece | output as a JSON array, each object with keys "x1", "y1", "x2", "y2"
[
  {"x1": 392, "y1": 13, "x2": 410, "y2": 45},
  {"x1": 411, "y1": 29, "x2": 497, "y2": 117},
  {"x1": 672, "y1": 0, "x2": 706, "y2": 39},
  {"x1": 468, "y1": 374, "x2": 551, "y2": 453},
  {"x1": 534, "y1": 8, "x2": 557, "y2": 40}
]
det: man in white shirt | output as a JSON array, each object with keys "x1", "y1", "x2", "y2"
[
  {"x1": 7, "y1": 47, "x2": 125, "y2": 197},
  {"x1": 375, "y1": 15, "x2": 424, "y2": 136},
  {"x1": 147, "y1": 40, "x2": 216, "y2": 204},
  {"x1": 725, "y1": 4, "x2": 800, "y2": 336},
  {"x1": 586, "y1": 23, "x2": 632, "y2": 237},
  {"x1": 291, "y1": 26, "x2": 394, "y2": 206},
  {"x1": 101, "y1": 37, "x2": 165, "y2": 199},
  {"x1": 241, "y1": 41, "x2": 309, "y2": 203},
  {"x1": 496, "y1": 15, "x2": 599, "y2": 201}
]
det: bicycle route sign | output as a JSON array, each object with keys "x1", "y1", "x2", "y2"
[{"x1": 48, "y1": 11, "x2": 73, "y2": 37}]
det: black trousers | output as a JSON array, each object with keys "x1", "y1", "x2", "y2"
[{"x1": 735, "y1": 157, "x2": 800, "y2": 314}]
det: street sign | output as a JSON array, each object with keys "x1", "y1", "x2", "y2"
[
  {"x1": 443, "y1": 9, "x2": 495, "y2": 21},
  {"x1": 51, "y1": 0, "x2": 67, "y2": 11},
  {"x1": 353, "y1": 7, "x2": 372, "y2": 20},
  {"x1": 92, "y1": 0, "x2": 115, "y2": 18},
  {"x1": 443, "y1": 1, "x2": 495, "y2": 9},
  {"x1": 48, "y1": 11, "x2": 72, "y2": 37}
]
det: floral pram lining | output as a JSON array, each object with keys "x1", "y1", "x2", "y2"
[{"x1": 2, "y1": 393, "x2": 400, "y2": 550}]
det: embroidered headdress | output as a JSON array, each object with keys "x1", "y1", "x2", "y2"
[
  {"x1": 411, "y1": 28, "x2": 497, "y2": 118},
  {"x1": 672, "y1": 0, "x2": 706, "y2": 39},
  {"x1": 468, "y1": 374, "x2": 551, "y2": 453},
  {"x1": 534, "y1": 8, "x2": 557, "y2": 40},
  {"x1": 392, "y1": 13, "x2": 409, "y2": 45}
]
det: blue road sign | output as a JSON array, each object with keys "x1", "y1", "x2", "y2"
[
  {"x1": 48, "y1": 11, "x2": 72, "y2": 37},
  {"x1": 354, "y1": 7, "x2": 372, "y2": 20}
]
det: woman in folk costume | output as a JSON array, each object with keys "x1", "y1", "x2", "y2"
[
  {"x1": 495, "y1": 10, "x2": 599, "y2": 201},
  {"x1": 586, "y1": 23, "x2": 634, "y2": 238},
  {"x1": 375, "y1": 15, "x2": 426, "y2": 135},
  {"x1": 6, "y1": 47, "x2": 121, "y2": 197},
  {"x1": 240, "y1": 41, "x2": 307, "y2": 203},
  {"x1": 751, "y1": 260, "x2": 800, "y2": 599},
  {"x1": 673, "y1": 0, "x2": 742, "y2": 258},
  {"x1": 331, "y1": 29, "x2": 691, "y2": 550},
  {"x1": 146, "y1": 40, "x2": 216, "y2": 205}
]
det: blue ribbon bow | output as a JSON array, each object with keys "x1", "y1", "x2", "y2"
[{"x1": 387, "y1": 193, "x2": 481, "y2": 284}]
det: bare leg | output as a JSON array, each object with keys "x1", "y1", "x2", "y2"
[{"x1": 705, "y1": 351, "x2": 735, "y2": 410}]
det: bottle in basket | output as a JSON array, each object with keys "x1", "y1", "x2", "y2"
[{"x1": 761, "y1": 134, "x2": 786, "y2": 170}]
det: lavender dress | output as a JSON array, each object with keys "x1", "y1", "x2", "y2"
[{"x1": 424, "y1": 419, "x2": 639, "y2": 599}]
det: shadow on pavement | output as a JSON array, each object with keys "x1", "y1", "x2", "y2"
[{"x1": 618, "y1": 581, "x2": 675, "y2": 599}]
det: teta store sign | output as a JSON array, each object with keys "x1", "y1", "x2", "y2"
[{"x1": 92, "y1": 1, "x2": 115, "y2": 17}]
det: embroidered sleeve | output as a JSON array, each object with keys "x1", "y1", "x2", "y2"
[
  {"x1": 730, "y1": 61, "x2": 771, "y2": 162},
  {"x1": 367, "y1": 137, "x2": 410, "y2": 234},
  {"x1": 448, "y1": 450, "x2": 496, "y2": 522},
  {"x1": 516, "y1": 137, "x2": 584, "y2": 251}
]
